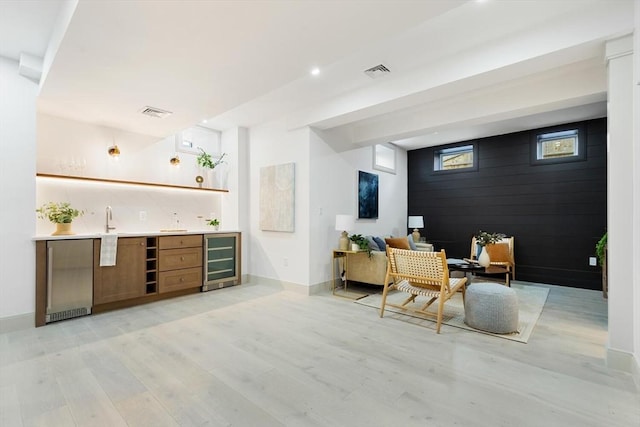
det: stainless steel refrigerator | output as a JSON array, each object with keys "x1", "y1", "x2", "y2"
[{"x1": 46, "y1": 240, "x2": 93, "y2": 323}]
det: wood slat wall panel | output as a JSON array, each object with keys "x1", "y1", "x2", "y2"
[{"x1": 408, "y1": 118, "x2": 606, "y2": 290}]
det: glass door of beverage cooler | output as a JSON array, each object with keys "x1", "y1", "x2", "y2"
[{"x1": 203, "y1": 233, "x2": 240, "y2": 291}]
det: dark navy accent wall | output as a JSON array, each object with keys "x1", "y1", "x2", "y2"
[{"x1": 408, "y1": 118, "x2": 607, "y2": 290}]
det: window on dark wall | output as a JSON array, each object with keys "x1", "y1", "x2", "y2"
[
  {"x1": 433, "y1": 143, "x2": 478, "y2": 173},
  {"x1": 531, "y1": 124, "x2": 586, "y2": 165}
]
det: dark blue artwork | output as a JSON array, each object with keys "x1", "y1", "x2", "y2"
[{"x1": 358, "y1": 171, "x2": 379, "y2": 219}]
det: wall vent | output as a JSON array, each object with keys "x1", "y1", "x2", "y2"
[
  {"x1": 139, "y1": 106, "x2": 173, "y2": 118},
  {"x1": 364, "y1": 64, "x2": 391, "y2": 79}
]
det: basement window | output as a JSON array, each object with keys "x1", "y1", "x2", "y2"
[
  {"x1": 531, "y1": 125, "x2": 586, "y2": 165},
  {"x1": 434, "y1": 144, "x2": 477, "y2": 172}
]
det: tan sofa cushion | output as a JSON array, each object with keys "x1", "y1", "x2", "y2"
[{"x1": 384, "y1": 236, "x2": 411, "y2": 250}]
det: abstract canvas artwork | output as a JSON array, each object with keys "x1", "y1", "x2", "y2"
[
  {"x1": 358, "y1": 170, "x2": 378, "y2": 219},
  {"x1": 260, "y1": 162, "x2": 295, "y2": 232}
]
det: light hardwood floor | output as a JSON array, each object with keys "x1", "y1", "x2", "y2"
[{"x1": 1, "y1": 280, "x2": 638, "y2": 426}]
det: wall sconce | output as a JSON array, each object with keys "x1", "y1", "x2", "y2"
[
  {"x1": 107, "y1": 145, "x2": 120, "y2": 157},
  {"x1": 169, "y1": 155, "x2": 180, "y2": 166}
]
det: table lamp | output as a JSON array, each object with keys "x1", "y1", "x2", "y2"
[
  {"x1": 335, "y1": 214, "x2": 354, "y2": 250},
  {"x1": 408, "y1": 215, "x2": 424, "y2": 243}
]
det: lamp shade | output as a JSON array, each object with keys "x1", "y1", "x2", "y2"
[
  {"x1": 335, "y1": 214, "x2": 354, "y2": 231},
  {"x1": 408, "y1": 216, "x2": 424, "y2": 229}
]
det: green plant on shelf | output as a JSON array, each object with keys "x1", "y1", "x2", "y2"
[{"x1": 196, "y1": 148, "x2": 227, "y2": 170}]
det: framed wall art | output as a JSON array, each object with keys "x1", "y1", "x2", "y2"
[
  {"x1": 358, "y1": 170, "x2": 378, "y2": 219},
  {"x1": 260, "y1": 162, "x2": 295, "y2": 232}
]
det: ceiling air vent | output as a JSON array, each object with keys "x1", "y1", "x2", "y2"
[
  {"x1": 139, "y1": 106, "x2": 173, "y2": 118},
  {"x1": 364, "y1": 64, "x2": 391, "y2": 79}
]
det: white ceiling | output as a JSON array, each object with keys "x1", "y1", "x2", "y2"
[{"x1": 1, "y1": 0, "x2": 634, "y2": 150}]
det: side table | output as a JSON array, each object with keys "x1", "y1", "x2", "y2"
[
  {"x1": 447, "y1": 259, "x2": 511, "y2": 286},
  {"x1": 332, "y1": 249, "x2": 368, "y2": 299}
]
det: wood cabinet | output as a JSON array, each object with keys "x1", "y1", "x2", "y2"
[
  {"x1": 158, "y1": 235, "x2": 203, "y2": 293},
  {"x1": 93, "y1": 237, "x2": 147, "y2": 304},
  {"x1": 37, "y1": 232, "x2": 223, "y2": 326}
]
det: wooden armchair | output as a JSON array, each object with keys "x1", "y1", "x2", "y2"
[
  {"x1": 470, "y1": 236, "x2": 515, "y2": 286},
  {"x1": 380, "y1": 247, "x2": 466, "y2": 334}
]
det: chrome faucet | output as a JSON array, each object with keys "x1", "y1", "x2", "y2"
[{"x1": 105, "y1": 206, "x2": 116, "y2": 233}]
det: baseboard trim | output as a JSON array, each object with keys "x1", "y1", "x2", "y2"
[
  {"x1": 244, "y1": 275, "x2": 330, "y2": 296},
  {"x1": 606, "y1": 348, "x2": 640, "y2": 384},
  {"x1": 0, "y1": 312, "x2": 34, "y2": 333}
]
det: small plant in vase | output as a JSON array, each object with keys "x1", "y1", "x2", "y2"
[
  {"x1": 474, "y1": 230, "x2": 505, "y2": 267},
  {"x1": 207, "y1": 218, "x2": 220, "y2": 231},
  {"x1": 36, "y1": 202, "x2": 85, "y2": 236},
  {"x1": 349, "y1": 234, "x2": 373, "y2": 258},
  {"x1": 196, "y1": 148, "x2": 227, "y2": 188}
]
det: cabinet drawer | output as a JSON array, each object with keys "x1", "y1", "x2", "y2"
[
  {"x1": 158, "y1": 267, "x2": 202, "y2": 293},
  {"x1": 158, "y1": 247, "x2": 203, "y2": 271},
  {"x1": 159, "y1": 235, "x2": 202, "y2": 250}
]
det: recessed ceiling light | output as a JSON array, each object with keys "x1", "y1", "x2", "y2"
[
  {"x1": 201, "y1": 119, "x2": 208, "y2": 124},
  {"x1": 310, "y1": 67, "x2": 320, "y2": 76}
]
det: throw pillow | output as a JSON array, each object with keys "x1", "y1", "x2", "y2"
[
  {"x1": 366, "y1": 235, "x2": 381, "y2": 251},
  {"x1": 486, "y1": 243, "x2": 511, "y2": 263},
  {"x1": 385, "y1": 236, "x2": 411, "y2": 250},
  {"x1": 407, "y1": 234, "x2": 417, "y2": 250},
  {"x1": 373, "y1": 236, "x2": 386, "y2": 251}
]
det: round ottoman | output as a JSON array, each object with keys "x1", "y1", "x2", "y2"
[{"x1": 464, "y1": 283, "x2": 519, "y2": 334}]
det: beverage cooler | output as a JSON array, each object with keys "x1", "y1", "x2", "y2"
[{"x1": 203, "y1": 233, "x2": 241, "y2": 291}]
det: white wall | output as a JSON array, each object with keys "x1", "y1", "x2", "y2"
[
  {"x1": 221, "y1": 126, "x2": 249, "y2": 279},
  {"x1": 634, "y1": 0, "x2": 640, "y2": 372},
  {"x1": 37, "y1": 113, "x2": 222, "y2": 188},
  {"x1": 308, "y1": 128, "x2": 407, "y2": 287},
  {"x1": 35, "y1": 114, "x2": 226, "y2": 235},
  {"x1": 0, "y1": 57, "x2": 38, "y2": 322},
  {"x1": 249, "y1": 119, "x2": 311, "y2": 286},
  {"x1": 36, "y1": 179, "x2": 221, "y2": 235},
  {"x1": 247, "y1": 120, "x2": 407, "y2": 291},
  {"x1": 605, "y1": 34, "x2": 638, "y2": 372}
]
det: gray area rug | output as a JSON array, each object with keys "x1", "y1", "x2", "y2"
[{"x1": 354, "y1": 281, "x2": 549, "y2": 343}]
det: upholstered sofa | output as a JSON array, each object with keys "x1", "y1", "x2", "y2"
[
  {"x1": 346, "y1": 250, "x2": 389, "y2": 286},
  {"x1": 345, "y1": 236, "x2": 434, "y2": 286}
]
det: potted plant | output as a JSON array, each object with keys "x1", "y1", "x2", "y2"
[
  {"x1": 36, "y1": 202, "x2": 84, "y2": 235},
  {"x1": 474, "y1": 230, "x2": 506, "y2": 267},
  {"x1": 349, "y1": 234, "x2": 372, "y2": 258},
  {"x1": 596, "y1": 231, "x2": 607, "y2": 298},
  {"x1": 196, "y1": 148, "x2": 226, "y2": 169},
  {"x1": 207, "y1": 218, "x2": 220, "y2": 231},
  {"x1": 475, "y1": 230, "x2": 506, "y2": 246},
  {"x1": 196, "y1": 148, "x2": 227, "y2": 188}
]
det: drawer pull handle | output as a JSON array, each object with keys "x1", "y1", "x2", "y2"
[
  {"x1": 180, "y1": 277, "x2": 184, "y2": 282},
  {"x1": 180, "y1": 256, "x2": 185, "y2": 261}
]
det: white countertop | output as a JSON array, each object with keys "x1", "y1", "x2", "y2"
[{"x1": 33, "y1": 230, "x2": 240, "y2": 241}]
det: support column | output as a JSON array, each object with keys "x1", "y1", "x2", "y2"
[{"x1": 605, "y1": 34, "x2": 637, "y2": 372}]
